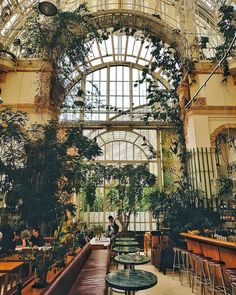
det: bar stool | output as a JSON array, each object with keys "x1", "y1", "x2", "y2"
[
  {"x1": 180, "y1": 249, "x2": 192, "y2": 286},
  {"x1": 232, "y1": 280, "x2": 236, "y2": 295},
  {"x1": 172, "y1": 247, "x2": 182, "y2": 279},
  {"x1": 208, "y1": 260, "x2": 228, "y2": 295},
  {"x1": 190, "y1": 253, "x2": 204, "y2": 293},
  {"x1": 226, "y1": 268, "x2": 236, "y2": 295},
  {"x1": 198, "y1": 256, "x2": 212, "y2": 295}
]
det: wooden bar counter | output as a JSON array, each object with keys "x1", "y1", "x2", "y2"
[{"x1": 181, "y1": 233, "x2": 236, "y2": 285}]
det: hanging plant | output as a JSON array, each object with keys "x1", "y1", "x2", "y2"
[
  {"x1": 19, "y1": 4, "x2": 102, "y2": 87},
  {"x1": 129, "y1": 31, "x2": 189, "y2": 180},
  {"x1": 212, "y1": 5, "x2": 235, "y2": 77},
  {"x1": 218, "y1": 176, "x2": 233, "y2": 197}
]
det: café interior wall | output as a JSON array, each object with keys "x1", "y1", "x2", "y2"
[
  {"x1": 0, "y1": 59, "x2": 59, "y2": 123},
  {"x1": 185, "y1": 60, "x2": 236, "y2": 151},
  {"x1": 189, "y1": 61, "x2": 235, "y2": 105}
]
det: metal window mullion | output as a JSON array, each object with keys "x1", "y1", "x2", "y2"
[
  {"x1": 115, "y1": 66, "x2": 117, "y2": 108},
  {"x1": 103, "y1": 181, "x2": 106, "y2": 230},
  {"x1": 124, "y1": 35, "x2": 129, "y2": 61},
  {"x1": 122, "y1": 66, "x2": 124, "y2": 110},
  {"x1": 80, "y1": 74, "x2": 86, "y2": 121},
  {"x1": 111, "y1": 34, "x2": 116, "y2": 62},
  {"x1": 106, "y1": 65, "x2": 110, "y2": 120},
  {"x1": 129, "y1": 65, "x2": 133, "y2": 120}
]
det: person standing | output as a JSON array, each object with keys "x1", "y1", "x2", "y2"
[{"x1": 106, "y1": 215, "x2": 122, "y2": 237}]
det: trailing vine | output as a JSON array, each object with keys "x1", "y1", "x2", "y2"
[
  {"x1": 213, "y1": 5, "x2": 236, "y2": 77},
  {"x1": 17, "y1": 4, "x2": 191, "y2": 183},
  {"x1": 19, "y1": 4, "x2": 102, "y2": 88},
  {"x1": 19, "y1": 4, "x2": 235, "y2": 188}
]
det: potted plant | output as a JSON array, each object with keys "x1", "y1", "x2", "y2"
[{"x1": 19, "y1": 218, "x2": 85, "y2": 288}]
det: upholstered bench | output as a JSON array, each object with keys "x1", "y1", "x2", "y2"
[{"x1": 41, "y1": 243, "x2": 110, "y2": 295}]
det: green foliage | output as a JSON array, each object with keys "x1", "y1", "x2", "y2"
[
  {"x1": 129, "y1": 31, "x2": 189, "y2": 179},
  {"x1": 19, "y1": 219, "x2": 86, "y2": 287},
  {"x1": 199, "y1": 36, "x2": 209, "y2": 49},
  {"x1": 0, "y1": 109, "x2": 101, "y2": 228},
  {"x1": 149, "y1": 187, "x2": 222, "y2": 243},
  {"x1": 85, "y1": 182, "x2": 96, "y2": 207},
  {"x1": 0, "y1": 108, "x2": 29, "y2": 209},
  {"x1": 20, "y1": 4, "x2": 101, "y2": 86},
  {"x1": 213, "y1": 5, "x2": 235, "y2": 77},
  {"x1": 106, "y1": 164, "x2": 156, "y2": 230},
  {"x1": 218, "y1": 176, "x2": 233, "y2": 197},
  {"x1": 215, "y1": 132, "x2": 235, "y2": 154}
]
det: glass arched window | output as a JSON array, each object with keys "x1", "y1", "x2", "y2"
[{"x1": 61, "y1": 65, "x2": 165, "y2": 122}]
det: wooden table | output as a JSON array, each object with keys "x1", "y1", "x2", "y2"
[
  {"x1": 181, "y1": 233, "x2": 236, "y2": 285},
  {"x1": 0, "y1": 261, "x2": 24, "y2": 293},
  {"x1": 0, "y1": 254, "x2": 20, "y2": 262}
]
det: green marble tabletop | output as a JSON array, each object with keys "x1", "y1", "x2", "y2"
[
  {"x1": 106, "y1": 269, "x2": 157, "y2": 291},
  {"x1": 115, "y1": 237, "x2": 136, "y2": 241},
  {"x1": 113, "y1": 246, "x2": 140, "y2": 254},
  {"x1": 114, "y1": 253, "x2": 150, "y2": 265},
  {"x1": 115, "y1": 241, "x2": 139, "y2": 246}
]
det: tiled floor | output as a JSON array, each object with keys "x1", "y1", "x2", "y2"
[{"x1": 110, "y1": 262, "x2": 193, "y2": 295}]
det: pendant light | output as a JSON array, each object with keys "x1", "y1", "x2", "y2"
[
  {"x1": 74, "y1": 89, "x2": 85, "y2": 107},
  {"x1": 141, "y1": 136, "x2": 147, "y2": 146},
  {"x1": 39, "y1": 0, "x2": 58, "y2": 16}
]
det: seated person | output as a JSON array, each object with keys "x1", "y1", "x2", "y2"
[
  {"x1": 0, "y1": 225, "x2": 16, "y2": 254},
  {"x1": 30, "y1": 228, "x2": 45, "y2": 247},
  {"x1": 14, "y1": 230, "x2": 23, "y2": 246}
]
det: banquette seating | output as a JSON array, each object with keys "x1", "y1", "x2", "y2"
[{"x1": 41, "y1": 243, "x2": 110, "y2": 295}]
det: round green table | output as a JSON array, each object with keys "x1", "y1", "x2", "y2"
[
  {"x1": 113, "y1": 246, "x2": 139, "y2": 254},
  {"x1": 115, "y1": 241, "x2": 139, "y2": 246},
  {"x1": 106, "y1": 269, "x2": 157, "y2": 295},
  {"x1": 114, "y1": 253, "x2": 150, "y2": 269}
]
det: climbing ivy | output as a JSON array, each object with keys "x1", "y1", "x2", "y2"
[{"x1": 213, "y1": 5, "x2": 235, "y2": 77}]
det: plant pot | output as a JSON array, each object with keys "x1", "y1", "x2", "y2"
[
  {"x1": 31, "y1": 281, "x2": 48, "y2": 289},
  {"x1": 32, "y1": 270, "x2": 48, "y2": 289}
]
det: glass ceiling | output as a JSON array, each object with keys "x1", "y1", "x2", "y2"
[
  {"x1": 0, "y1": 0, "x2": 233, "y2": 55},
  {"x1": 62, "y1": 33, "x2": 170, "y2": 93}
]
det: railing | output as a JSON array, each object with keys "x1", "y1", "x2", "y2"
[{"x1": 187, "y1": 147, "x2": 219, "y2": 208}]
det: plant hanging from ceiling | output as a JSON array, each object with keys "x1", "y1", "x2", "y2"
[
  {"x1": 19, "y1": 4, "x2": 190, "y2": 183},
  {"x1": 213, "y1": 4, "x2": 236, "y2": 77},
  {"x1": 19, "y1": 3, "x2": 102, "y2": 87}
]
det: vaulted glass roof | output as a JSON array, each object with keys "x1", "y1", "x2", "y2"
[{"x1": 0, "y1": 0, "x2": 234, "y2": 56}]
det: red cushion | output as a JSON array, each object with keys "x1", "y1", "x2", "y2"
[{"x1": 68, "y1": 269, "x2": 107, "y2": 295}]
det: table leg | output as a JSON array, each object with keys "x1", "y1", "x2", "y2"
[
  {"x1": 3, "y1": 273, "x2": 9, "y2": 293},
  {"x1": 17, "y1": 266, "x2": 22, "y2": 282},
  {"x1": 125, "y1": 291, "x2": 135, "y2": 295}
]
